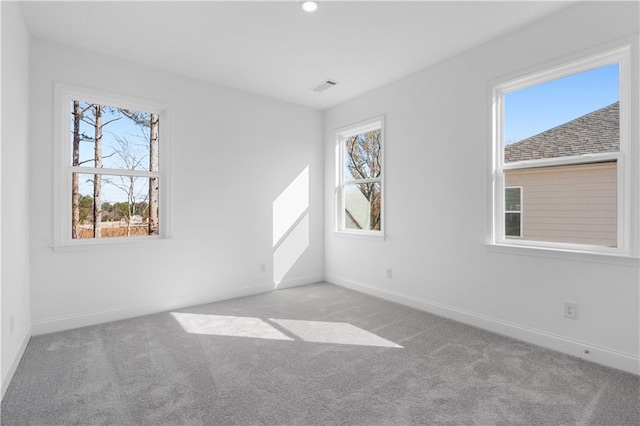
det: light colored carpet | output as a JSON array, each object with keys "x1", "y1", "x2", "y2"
[{"x1": 2, "y1": 282, "x2": 639, "y2": 425}]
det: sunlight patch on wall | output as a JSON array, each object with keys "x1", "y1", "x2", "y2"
[
  {"x1": 273, "y1": 213, "x2": 309, "y2": 285},
  {"x1": 170, "y1": 312, "x2": 293, "y2": 341},
  {"x1": 272, "y1": 166, "x2": 310, "y2": 286},
  {"x1": 270, "y1": 318, "x2": 403, "y2": 348},
  {"x1": 272, "y1": 166, "x2": 309, "y2": 246}
]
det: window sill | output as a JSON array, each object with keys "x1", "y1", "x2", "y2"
[
  {"x1": 333, "y1": 230, "x2": 385, "y2": 241},
  {"x1": 52, "y1": 236, "x2": 171, "y2": 253},
  {"x1": 483, "y1": 242, "x2": 639, "y2": 267}
]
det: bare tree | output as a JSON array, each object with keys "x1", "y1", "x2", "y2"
[
  {"x1": 148, "y1": 113, "x2": 159, "y2": 235},
  {"x1": 117, "y1": 108, "x2": 158, "y2": 235},
  {"x1": 71, "y1": 101, "x2": 94, "y2": 238},
  {"x1": 93, "y1": 105, "x2": 103, "y2": 238},
  {"x1": 79, "y1": 104, "x2": 120, "y2": 238},
  {"x1": 345, "y1": 130, "x2": 382, "y2": 230},
  {"x1": 72, "y1": 101, "x2": 81, "y2": 238},
  {"x1": 107, "y1": 135, "x2": 148, "y2": 236}
]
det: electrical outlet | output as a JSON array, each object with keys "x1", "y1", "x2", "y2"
[
  {"x1": 9, "y1": 315, "x2": 14, "y2": 334},
  {"x1": 564, "y1": 302, "x2": 577, "y2": 319},
  {"x1": 385, "y1": 267, "x2": 393, "y2": 279},
  {"x1": 260, "y1": 264, "x2": 266, "y2": 273}
]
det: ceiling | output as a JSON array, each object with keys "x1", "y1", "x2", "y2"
[{"x1": 18, "y1": 1, "x2": 574, "y2": 110}]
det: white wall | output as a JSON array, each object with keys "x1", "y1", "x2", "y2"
[
  {"x1": 29, "y1": 39, "x2": 324, "y2": 334},
  {"x1": 324, "y1": 1, "x2": 640, "y2": 374},
  {"x1": 1, "y1": 1, "x2": 32, "y2": 397}
]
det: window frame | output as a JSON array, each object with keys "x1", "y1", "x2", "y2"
[
  {"x1": 334, "y1": 116, "x2": 385, "y2": 238},
  {"x1": 53, "y1": 83, "x2": 171, "y2": 251},
  {"x1": 488, "y1": 44, "x2": 636, "y2": 258},
  {"x1": 504, "y1": 186, "x2": 522, "y2": 238}
]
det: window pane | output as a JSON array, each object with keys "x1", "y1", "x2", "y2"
[
  {"x1": 504, "y1": 63, "x2": 619, "y2": 163},
  {"x1": 70, "y1": 101, "x2": 159, "y2": 172},
  {"x1": 344, "y1": 182, "x2": 381, "y2": 231},
  {"x1": 505, "y1": 213, "x2": 521, "y2": 237},
  {"x1": 505, "y1": 187, "x2": 521, "y2": 211},
  {"x1": 72, "y1": 173, "x2": 159, "y2": 239},
  {"x1": 500, "y1": 60, "x2": 620, "y2": 249},
  {"x1": 344, "y1": 129, "x2": 382, "y2": 181}
]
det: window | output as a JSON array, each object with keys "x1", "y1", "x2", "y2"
[
  {"x1": 335, "y1": 117, "x2": 384, "y2": 235},
  {"x1": 490, "y1": 45, "x2": 635, "y2": 256},
  {"x1": 505, "y1": 187, "x2": 522, "y2": 238},
  {"x1": 54, "y1": 84, "x2": 169, "y2": 248}
]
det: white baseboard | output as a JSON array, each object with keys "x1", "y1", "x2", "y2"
[
  {"x1": 326, "y1": 275, "x2": 639, "y2": 375},
  {"x1": 31, "y1": 275, "x2": 323, "y2": 336},
  {"x1": 2, "y1": 329, "x2": 31, "y2": 400}
]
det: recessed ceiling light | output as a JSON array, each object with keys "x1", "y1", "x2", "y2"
[{"x1": 302, "y1": 1, "x2": 318, "y2": 13}]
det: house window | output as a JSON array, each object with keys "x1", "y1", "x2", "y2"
[
  {"x1": 505, "y1": 187, "x2": 522, "y2": 238},
  {"x1": 54, "y1": 84, "x2": 169, "y2": 248},
  {"x1": 335, "y1": 117, "x2": 384, "y2": 235},
  {"x1": 491, "y1": 45, "x2": 635, "y2": 255}
]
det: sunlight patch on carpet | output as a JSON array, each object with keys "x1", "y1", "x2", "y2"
[
  {"x1": 170, "y1": 313, "x2": 403, "y2": 348},
  {"x1": 270, "y1": 318, "x2": 403, "y2": 348},
  {"x1": 170, "y1": 313, "x2": 293, "y2": 341}
]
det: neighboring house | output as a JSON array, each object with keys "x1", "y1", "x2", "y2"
[
  {"x1": 345, "y1": 187, "x2": 371, "y2": 230},
  {"x1": 504, "y1": 102, "x2": 618, "y2": 246}
]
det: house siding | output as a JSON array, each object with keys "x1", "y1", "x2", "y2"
[{"x1": 505, "y1": 161, "x2": 617, "y2": 247}]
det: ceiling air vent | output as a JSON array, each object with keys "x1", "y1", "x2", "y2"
[{"x1": 312, "y1": 79, "x2": 338, "y2": 93}]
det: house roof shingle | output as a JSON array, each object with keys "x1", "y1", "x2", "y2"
[{"x1": 504, "y1": 101, "x2": 619, "y2": 163}]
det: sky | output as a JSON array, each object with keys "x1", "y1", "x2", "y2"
[{"x1": 504, "y1": 63, "x2": 619, "y2": 144}]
